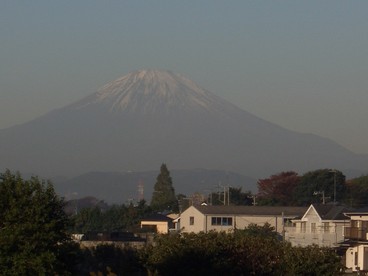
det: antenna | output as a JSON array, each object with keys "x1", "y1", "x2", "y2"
[
  {"x1": 248, "y1": 195, "x2": 257, "y2": 206},
  {"x1": 313, "y1": 191, "x2": 328, "y2": 205}
]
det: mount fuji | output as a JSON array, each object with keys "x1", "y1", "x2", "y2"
[{"x1": 0, "y1": 69, "x2": 367, "y2": 180}]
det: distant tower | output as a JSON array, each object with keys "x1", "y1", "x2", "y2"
[{"x1": 138, "y1": 180, "x2": 144, "y2": 201}]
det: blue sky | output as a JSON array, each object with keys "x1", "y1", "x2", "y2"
[{"x1": 1, "y1": 1, "x2": 368, "y2": 153}]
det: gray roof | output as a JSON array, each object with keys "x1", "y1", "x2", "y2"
[
  {"x1": 312, "y1": 204, "x2": 352, "y2": 220},
  {"x1": 141, "y1": 213, "x2": 173, "y2": 222},
  {"x1": 343, "y1": 206, "x2": 368, "y2": 216},
  {"x1": 194, "y1": 205, "x2": 307, "y2": 217}
]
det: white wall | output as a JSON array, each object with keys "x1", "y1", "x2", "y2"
[
  {"x1": 180, "y1": 206, "x2": 207, "y2": 233},
  {"x1": 346, "y1": 245, "x2": 368, "y2": 272},
  {"x1": 180, "y1": 206, "x2": 287, "y2": 234}
]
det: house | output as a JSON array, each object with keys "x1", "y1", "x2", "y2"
[
  {"x1": 343, "y1": 208, "x2": 368, "y2": 272},
  {"x1": 285, "y1": 204, "x2": 351, "y2": 247},
  {"x1": 179, "y1": 205, "x2": 307, "y2": 235},
  {"x1": 140, "y1": 213, "x2": 174, "y2": 234}
]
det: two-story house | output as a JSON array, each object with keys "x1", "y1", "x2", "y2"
[
  {"x1": 343, "y1": 208, "x2": 368, "y2": 272},
  {"x1": 285, "y1": 204, "x2": 351, "y2": 247},
  {"x1": 179, "y1": 205, "x2": 307, "y2": 235}
]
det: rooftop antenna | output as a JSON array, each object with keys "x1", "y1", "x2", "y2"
[
  {"x1": 248, "y1": 194, "x2": 257, "y2": 206},
  {"x1": 313, "y1": 191, "x2": 328, "y2": 205}
]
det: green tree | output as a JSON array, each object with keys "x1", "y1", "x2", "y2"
[
  {"x1": 150, "y1": 164, "x2": 178, "y2": 212},
  {"x1": 73, "y1": 206, "x2": 104, "y2": 232},
  {"x1": 140, "y1": 230, "x2": 343, "y2": 276},
  {"x1": 234, "y1": 223, "x2": 279, "y2": 240},
  {"x1": 345, "y1": 175, "x2": 368, "y2": 207},
  {"x1": 141, "y1": 231, "x2": 235, "y2": 276},
  {"x1": 72, "y1": 200, "x2": 153, "y2": 233},
  {"x1": 228, "y1": 187, "x2": 253, "y2": 205},
  {"x1": 0, "y1": 170, "x2": 76, "y2": 274},
  {"x1": 283, "y1": 244, "x2": 343, "y2": 275},
  {"x1": 294, "y1": 169, "x2": 346, "y2": 206},
  {"x1": 210, "y1": 187, "x2": 252, "y2": 206},
  {"x1": 85, "y1": 244, "x2": 144, "y2": 275}
]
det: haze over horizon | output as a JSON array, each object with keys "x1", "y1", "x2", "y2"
[{"x1": 1, "y1": 1, "x2": 368, "y2": 153}]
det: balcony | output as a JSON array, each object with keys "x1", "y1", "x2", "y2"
[{"x1": 344, "y1": 227, "x2": 368, "y2": 241}]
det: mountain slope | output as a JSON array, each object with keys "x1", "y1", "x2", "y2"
[{"x1": 0, "y1": 69, "x2": 366, "y2": 178}]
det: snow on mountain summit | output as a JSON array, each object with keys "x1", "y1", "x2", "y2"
[{"x1": 73, "y1": 69, "x2": 221, "y2": 114}]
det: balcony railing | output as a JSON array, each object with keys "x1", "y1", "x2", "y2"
[{"x1": 344, "y1": 227, "x2": 368, "y2": 241}]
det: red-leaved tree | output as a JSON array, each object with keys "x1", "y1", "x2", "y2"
[{"x1": 257, "y1": 171, "x2": 300, "y2": 206}]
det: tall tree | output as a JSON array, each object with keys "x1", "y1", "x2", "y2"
[
  {"x1": 0, "y1": 170, "x2": 75, "y2": 274},
  {"x1": 294, "y1": 169, "x2": 346, "y2": 206},
  {"x1": 150, "y1": 164, "x2": 178, "y2": 212},
  {"x1": 257, "y1": 171, "x2": 300, "y2": 206}
]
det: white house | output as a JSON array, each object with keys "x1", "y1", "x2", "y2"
[
  {"x1": 179, "y1": 205, "x2": 307, "y2": 235},
  {"x1": 285, "y1": 204, "x2": 351, "y2": 247},
  {"x1": 343, "y1": 208, "x2": 368, "y2": 272}
]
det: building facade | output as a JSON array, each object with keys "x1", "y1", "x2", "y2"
[
  {"x1": 179, "y1": 205, "x2": 307, "y2": 235},
  {"x1": 343, "y1": 208, "x2": 368, "y2": 272},
  {"x1": 285, "y1": 204, "x2": 351, "y2": 247}
]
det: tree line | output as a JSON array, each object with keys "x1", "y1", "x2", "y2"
[
  {"x1": 256, "y1": 169, "x2": 368, "y2": 207},
  {"x1": 1, "y1": 166, "x2": 366, "y2": 274},
  {"x1": 181, "y1": 169, "x2": 368, "y2": 208},
  {"x1": 71, "y1": 165, "x2": 368, "y2": 233},
  {"x1": 150, "y1": 164, "x2": 368, "y2": 210},
  {"x1": 0, "y1": 169, "x2": 343, "y2": 275}
]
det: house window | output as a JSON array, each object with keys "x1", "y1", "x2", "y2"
[
  {"x1": 212, "y1": 217, "x2": 221, "y2": 225},
  {"x1": 189, "y1": 216, "x2": 194, "y2": 225},
  {"x1": 222, "y1": 217, "x2": 233, "y2": 226},
  {"x1": 301, "y1": 222, "x2": 306, "y2": 233},
  {"x1": 323, "y1": 222, "x2": 330, "y2": 233},
  {"x1": 311, "y1": 223, "x2": 316, "y2": 233},
  {"x1": 211, "y1": 217, "x2": 233, "y2": 226}
]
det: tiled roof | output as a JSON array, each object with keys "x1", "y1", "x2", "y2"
[
  {"x1": 312, "y1": 204, "x2": 352, "y2": 220},
  {"x1": 194, "y1": 205, "x2": 307, "y2": 217}
]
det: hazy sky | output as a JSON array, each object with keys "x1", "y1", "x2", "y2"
[{"x1": 1, "y1": 1, "x2": 368, "y2": 153}]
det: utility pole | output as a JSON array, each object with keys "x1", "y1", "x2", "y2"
[
  {"x1": 227, "y1": 185, "x2": 230, "y2": 206},
  {"x1": 217, "y1": 182, "x2": 229, "y2": 205},
  {"x1": 329, "y1": 169, "x2": 337, "y2": 204},
  {"x1": 137, "y1": 180, "x2": 144, "y2": 201},
  {"x1": 223, "y1": 185, "x2": 226, "y2": 205}
]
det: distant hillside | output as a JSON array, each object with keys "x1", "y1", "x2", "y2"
[{"x1": 54, "y1": 169, "x2": 256, "y2": 204}]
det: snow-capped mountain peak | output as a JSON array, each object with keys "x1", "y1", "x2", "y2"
[{"x1": 75, "y1": 69, "x2": 219, "y2": 114}]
